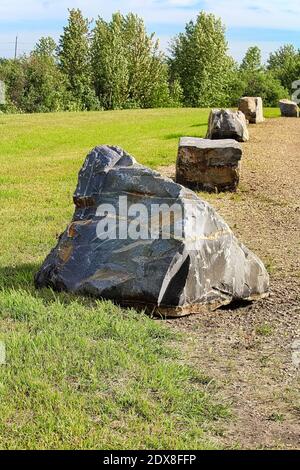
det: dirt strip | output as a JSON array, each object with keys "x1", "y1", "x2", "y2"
[{"x1": 159, "y1": 117, "x2": 300, "y2": 449}]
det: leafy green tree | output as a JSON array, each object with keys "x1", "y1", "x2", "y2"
[
  {"x1": 168, "y1": 78, "x2": 184, "y2": 107},
  {"x1": 0, "y1": 58, "x2": 27, "y2": 112},
  {"x1": 91, "y1": 12, "x2": 174, "y2": 109},
  {"x1": 58, "y1": 8, "x2": 98, "y2": 110},
  {"x1": 267, "y1": 44, "x2": 300, "y2": 93},
  {"x1": 91, "y1": 13, "x2": 129, "y2": 109},
  {"x1": 33, "y1": 36, "x2": 57, "y2": 59},
  {"x1": 0, "y1": 37, "x2": 72, "y2": 113},
  {"x1": 224, "y1": 61, "x2": 247, "y2": 107},
  {"x1": 241, "y1": 46, "x2": 262, "y2": 72},
  {"x1": 169, "y1": 11, "x2": 235, "y2": 107},
  {"x1": 239, "y1": 46, "x2": 288, "y2": 106},
  {"x1": 21, "y1": 38, "x2": 69, "y2": 113},
  {"x1": 122, "y1": 13, "x2": 171, "y2": 108},
  {"x1": 242, "y1": 71, "x2": 288, "y2": 106}
]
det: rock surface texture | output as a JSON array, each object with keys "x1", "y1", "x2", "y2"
[
  {"x1": 176, "y1": 137, "x2": 242, "y2": 192},
  {"x1": 238, "y1": 97, "x2": 264, "y2": 124},
  {"x1": 279, "y1": 99, "x2": 299, "y2": 117},
  {"x1": 35, "y1": 145, "x2": 269, "y2": 317},
  {"x1": 206, "y1": 109, "x2": 249, "y2": 142}
]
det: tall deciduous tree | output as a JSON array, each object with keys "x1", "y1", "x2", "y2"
[
  {"x1": 267, "y1": 44, "x2": 300, "y2": 93},
  {"x1": 122, "y1": 13, "x2": 170, "y2": 108},
  {"x1": 91, "y1": 13, "x2": 173, "y2": 109},
  {"x1": 169, "y1": 11, "x2": 234, "y2": 107},
  {"x1": 239, "y1": 46, "x2": 289, "y2": 106},
  {"x1": 33, "y1": 36, "x2": 57, "y2": 60},
  {"x1": 91, "y1": 13, "x2": 129, "y2": 109},
  {"x1": 22, "y1": 37, "x2": 68, "y2": 113},
  {"x1": 0, "y1": 58, "x2": 26, "y2": 112},
  {"x1": 240, "y1": 46, "x2": 262, "y2": 72},
  {"x1": 58, "y1": 8, "x2": 98, "y2": 110}
]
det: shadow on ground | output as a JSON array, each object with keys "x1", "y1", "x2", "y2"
[
  {"x1": 0, "y1": 263, "x2": 38, "y2": 290},
  {"x1": 0, "y1": 263, "x2": 254, "y2": 317},
  {"x1": 0, "y1": 263, "x2": 93, "y2": 307}
]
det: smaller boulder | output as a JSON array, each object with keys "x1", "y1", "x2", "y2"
[
  {"x1": 206, "y1": 109, "x2": 249, "y2": 142},
  {"x1": 176, "y1": 137, "x2": 242, "y2": 193},
  {"x1": 279, "y1": 99, "x2": 299, "y2": 117},
  {"x1": 238, "y1": 97, "x2": 264, "y2": 124}
]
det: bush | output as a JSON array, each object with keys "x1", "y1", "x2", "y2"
[{"x1": 240, "y1": 70, "x2": 289, "y2": 107}]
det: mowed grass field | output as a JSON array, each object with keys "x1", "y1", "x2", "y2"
[{"x1": 0, "y1": 107, "x2": 280, "y2": 449}]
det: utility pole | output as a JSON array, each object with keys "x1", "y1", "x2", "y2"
[{"x1": 14, "y1": 35, "x2": 18, "y2": 59}]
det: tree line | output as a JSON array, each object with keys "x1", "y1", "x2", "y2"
[{"x1": 0, "y1": 9, "x2": 298, "y2": 114}]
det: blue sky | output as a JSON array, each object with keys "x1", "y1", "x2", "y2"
[{"x1": 0, "y1": 0, "x2": 300, "y2": 62}]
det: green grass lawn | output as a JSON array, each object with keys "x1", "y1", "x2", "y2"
[{"x1": 0, "y1": 107, "x2": 279, "y2": 449}]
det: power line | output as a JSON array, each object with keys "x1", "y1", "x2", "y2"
[
  {"x1": 0, "y1": 36, "x2": 50, "y2": 58},
  {"x1": 0, "y1": 41, "x2": 36, "y2": 45}
]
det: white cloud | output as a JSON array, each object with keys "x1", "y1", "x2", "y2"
[
  {"x1": 0, "y1": 0, "x2": 198, "y2": 24},
  {"x1": 1, "y1": 1, "x2": 300, "y2": 59},
  {"x1": 0, "y1": 0, "x2": 299, "y2": 28},
  {"x1": 203, "y1": 0, "x2": 300, "y2": 29}
]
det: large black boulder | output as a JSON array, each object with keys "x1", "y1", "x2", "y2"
[{"x1": 35, "y1": 146, "x2": 269, "y2": 317}]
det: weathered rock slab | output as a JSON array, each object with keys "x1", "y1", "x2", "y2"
[
  {"x1": 279, "y1": 99, "x2": 299, "y2": 117},
  {"x1": 35, "y1": 145, "x2": 269, "y2": 317},
  {"x1": 176, "y1": 137, "x2": 242, "y2": 192},
  {"x1": 206, "y1": 109, "x2": 249, "y2": 142},
  {"x1": 238, "y1": 97, "x2": 264, "y2": 124}
]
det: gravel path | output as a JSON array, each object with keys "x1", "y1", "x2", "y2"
[{"x1": 159, "y1": 117, "x2": 300, "y2": 449}]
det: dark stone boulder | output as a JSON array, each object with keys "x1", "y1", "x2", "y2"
[
  {"x1": 206, "y1": 109, "x2": 249, "y2": 142},
  {"x1": 279, "y1": 99, "x2": 299, "y2": 117},
  {"x1": 35, "y1": 145, "x2": 269, "y2": 317}
]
